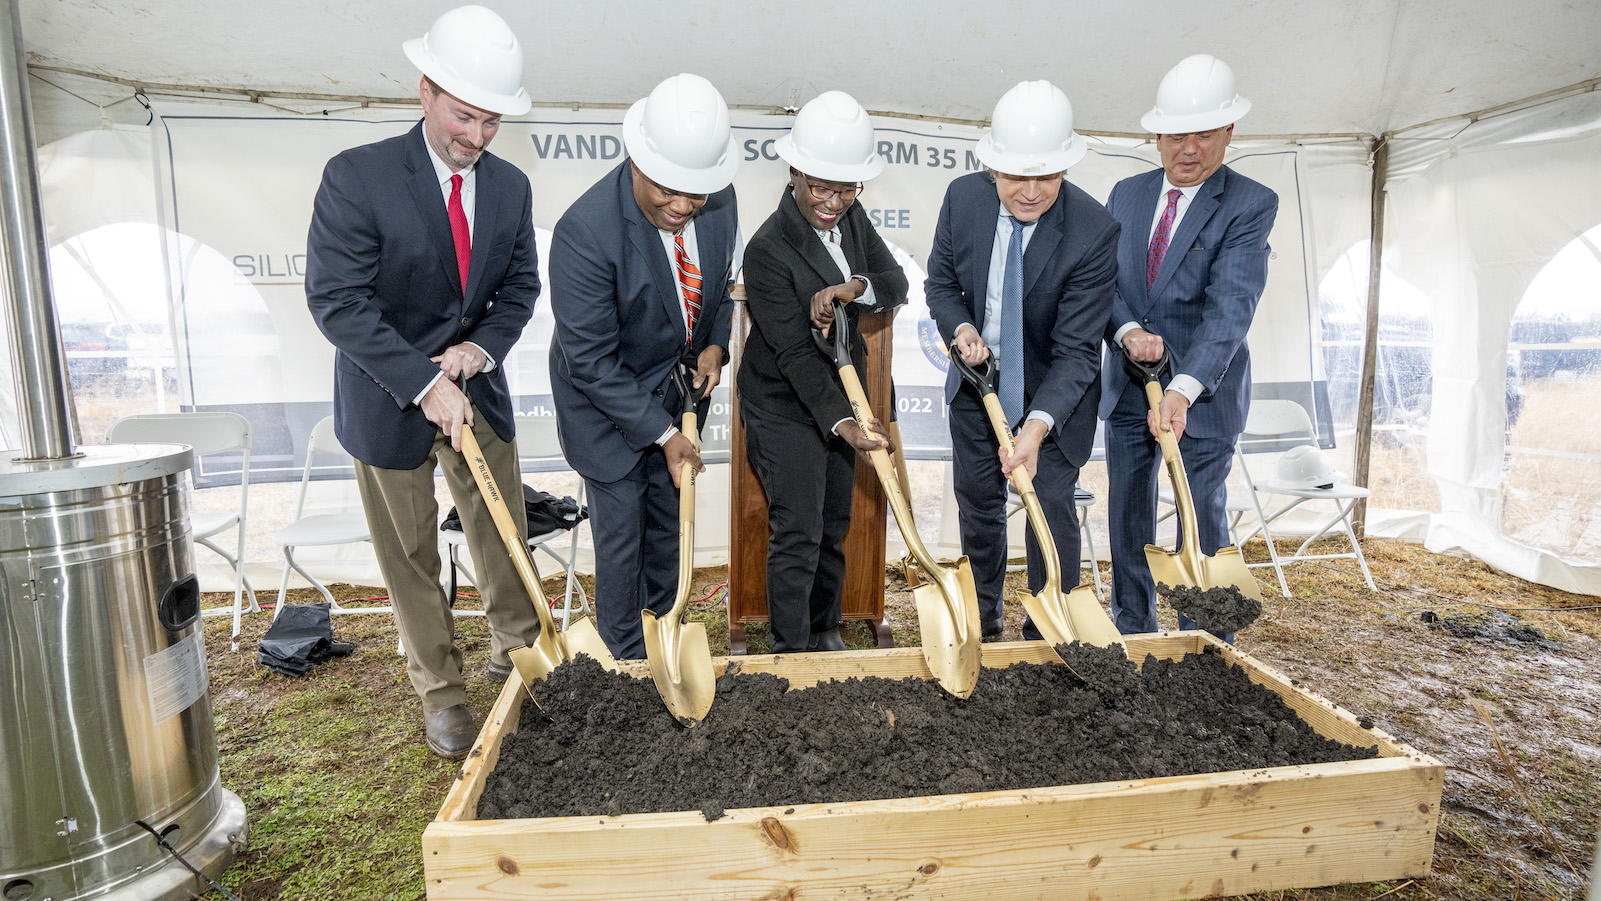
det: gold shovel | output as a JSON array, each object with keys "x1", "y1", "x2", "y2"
[
  {"x1": 640, "y1": 365, "x2": 717, "y2": 726},
  {"x1": 950, "y1": 354, "x2": 1126, "y2": 656},
  {"x1": 1122, "y1": 347, "x2": 1264, "y2": 608},
  {"x1": 815, "y1": 303, "x2": 981, "y2": 698},
  {"x1": 457, "y1": 420, "x2": 616, "y2": 696}
]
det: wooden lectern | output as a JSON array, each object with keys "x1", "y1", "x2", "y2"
[{"x1": 725, "y1": 294, "x2": 895, "y2": 654}]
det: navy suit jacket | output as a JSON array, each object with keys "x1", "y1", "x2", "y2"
[
  {"x1": 305, "y1": 120, "x2": 539, "y2": 469},
  {"x1": 547, "y1": 159, "x2": 738, "y2": 483},
  {"x1": 924, "y1": 171, "x2": 1119, "y2": 466},
  {"x1": 1098, "y1": 164, "x2": 1278, "y2": 438},
  {"x1": 739, "y1": 186, "x2": 908, "y2": 437}
]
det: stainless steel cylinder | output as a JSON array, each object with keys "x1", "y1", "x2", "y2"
[{"x1": 0, "y1": 444, "x2": 247, "y2": 900}]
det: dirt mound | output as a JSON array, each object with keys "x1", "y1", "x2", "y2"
[
  {"x1": 1423, "y1": 608, "x2": 1558, "y2": 650},
  {"x1": 477, "y1": 645, "x2": 1377, "y2": 820}
]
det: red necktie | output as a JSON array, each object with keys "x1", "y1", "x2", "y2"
[
  {"x1": 673, "y1": 233, "x2": 701, "y2": 345},
  {"x1": 448, "y1": 173, "x2": 470, "y2": 293},
  {"x1": 1146, "y1": 188, "x2": 1182, "y2": 290}
]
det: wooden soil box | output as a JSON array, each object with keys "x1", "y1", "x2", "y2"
[{"x1": 424, "y1": 635, "x2": 1441, "y2": 900}]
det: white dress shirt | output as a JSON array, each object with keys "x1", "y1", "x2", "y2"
[
  {"x1": 960, "y1": 210, "x2": 1052, "y2": 430},
  {"x1": 413, "y1": 131, "x2": 494, "y2": 405}
]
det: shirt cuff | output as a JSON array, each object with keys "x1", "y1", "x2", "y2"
[
  {"x1": 851, "y1": 275, "x2": 876, "y2": 307},
  {"x1": 1025, "y1": 410, "x2": 1055, "y2": 431},
  {"x1": 466, "y1": 342, "x2": 497, "y2": 373},
  {"x1": 1168, "y1": 374, "x2": 1204, "y2": 404},
  {"x1": 1113, "y1": 321, "x2": 1142, "y2": 345},
  {"x1": 830, "y1": 417, "x2": 853, "y2": 436},
  {"x1": 412, "y1": 371, "x2": 444, "y2": 407},
  {"x1": 655, "y1": 425, "x2": 679, "y2": 447}
]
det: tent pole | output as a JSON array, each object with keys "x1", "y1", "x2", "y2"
[{"x1": 1351, "y1": 134, "x2": 1390, "y2": 536}]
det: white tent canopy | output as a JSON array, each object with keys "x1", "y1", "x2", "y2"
[{"x1": 7, "y1": 1, "x2": 1601, "y2": 598}]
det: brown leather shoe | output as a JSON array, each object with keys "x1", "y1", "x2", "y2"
[{"x1": 424, "y1": 704, "x2": 475, "y2": 760}]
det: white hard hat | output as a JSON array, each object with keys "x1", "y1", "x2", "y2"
[
  {"x1": 1274, "y1": 446, "x2": 1346, "y2": 490},
  {"x1": 774, "y1": 91, "x2": 885, "y2": 183},
  {"x1": 404, "y1": 5, "x2": 531, "y2": 116},
  {"x1": 1140, "y1": 54, "x2": 1251, "y2": 134},
  {"x1": 623, "y1": 74, "x2": 740, "y2": 195},
  {"x1": 974, "y1": 81, "x2": 1086, "y2": 177}
]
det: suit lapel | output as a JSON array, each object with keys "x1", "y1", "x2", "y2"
[
  {"x1": 1021, "y1": 196, "x2": 1064, "y2": 296},
  {"x1": 404, "y1": 125, "x2": 463, "y2": 300},
  {"x1": 1149, "y1": 168, "x2": 1224, "y2": 300},
  {"x1": 464, "y1": 156, "x2": 501, "y2": 308},
  {"x1": 781, "y1": 192, "x2": 845, "y2": 286},
  {"x1": 620, "y1": 166, "x2": 684, "y2": 337},
  {"x1": 968, "y1": 188, "x2": 1000, "y2": 329},
  {"x1": 1125, "y1": 171, "x2": 1162, "y2": 316}
]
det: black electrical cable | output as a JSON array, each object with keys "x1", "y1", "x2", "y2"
[
  {"x1": 134, "y1": 820, "x2": 242, "y2": 901},
  {"x1": 134, "y1": 90, "x2": 153, "y2": 125}
]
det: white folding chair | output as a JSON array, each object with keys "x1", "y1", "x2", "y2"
[
  {"x1": 271, "y1": 415, "x2": 387, "y2": 617},
  {"x1": 1004, "y1": 484, "x2": 1105, "y2": 601},
  {"x1": 443, "y1": 414, "x2": 590, "y2": 627},
  {"x1": 1234, "y1": 399, "x2": 1377, "y2": 596},
  {"x1": 107, "y1": 411, "x2": 259, "y2": 638},
  {"x1": 1156, "y1": 483, "x2": 1255, "y2": 546}
]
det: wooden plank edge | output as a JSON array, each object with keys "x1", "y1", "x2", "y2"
[{"x1": 435, "y1": 667, "x2": 531, "y2": 823}]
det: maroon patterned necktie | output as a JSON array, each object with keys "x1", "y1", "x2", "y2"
[
  {"x1": 674, "y1": 233, "x2": 701, "y2": 345},
  {"x1": 1146, "y1": 188, "x2": 1182, "y2": 290},
  {"x1": 448, "y1": 173, "x2": 470, "y2": 293}
]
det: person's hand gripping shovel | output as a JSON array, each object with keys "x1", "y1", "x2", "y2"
[
  {"x1": 1120, "y1": 346, "x2": 1263, "y2": 608},
  {"x1": 641, "y1": 363, "x2": 718, "y2": 726},
  {"x1": 449, "y1": 379, "x2": 617, "y2": 704},
  {"x1": 950, "y1": 353, "x2": 1126, "y2": 658},
  {"x1": 813, "y1": 301, "x2": 981, "y2": 698}
]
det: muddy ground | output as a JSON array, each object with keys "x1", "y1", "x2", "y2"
[{"x1": 478, "y1": 643, "x2": 1377, "y2": 820}]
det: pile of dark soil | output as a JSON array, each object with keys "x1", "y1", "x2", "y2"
[
  {"x1": 1158, "y1": 582, "x2": 1264, "y2": 634},
  {"x1": 1422, "y1": 608, "x2": 1558, "y2": 650},
  {"x1": 477, "y1": 643, "x2": 1377, "y2": 821}
]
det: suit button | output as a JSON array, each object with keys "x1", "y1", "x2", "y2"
[{"x1": 461, "y1": 317, "x2": 471, "y2": 328}]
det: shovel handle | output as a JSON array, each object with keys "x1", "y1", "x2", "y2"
[
  {"x1": 667, "y1": 364, "x2": 702, "y2": 624},
  {"x1": 1136, "y1": 364, "x2": 1203, "y2": 569},
  {"x1": 460, "y1": 425, "x2": 561, "y2": 636}
]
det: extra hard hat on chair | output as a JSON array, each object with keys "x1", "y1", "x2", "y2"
[
  {"x1": 974, "y1": 81, "x2": 1086, "y2": 176},
  {"x1": 1141, "y1": 54, "x2": 1251, "y2": 134},
  {"x1": 775, "y1": 91, "x2": 884, "y2": 183},
  {"x1": 624, "y1": 74, "x2": 740, "y2": 195},
  {"x1": 1274, "y1": 446, "x2": 1346, "y2": 490},
  {"x1": 404, "y1": 5, "x2": 531, "y2": 116}
]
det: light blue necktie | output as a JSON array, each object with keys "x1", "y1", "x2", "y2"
[{"x1": 999, "y1": 215, "x2": 1026, "y2": 427}]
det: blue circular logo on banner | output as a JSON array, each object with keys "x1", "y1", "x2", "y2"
[{"x1": 917, "y1": 318, "x2": 949, "y2": 373}]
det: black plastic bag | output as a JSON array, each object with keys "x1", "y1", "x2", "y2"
[
  {"x1": 441, "y1": 484, "x2": 587, "y2": 536},
  {"x1": 258, "y1": 603, "x2": 355, "y2": 677}
]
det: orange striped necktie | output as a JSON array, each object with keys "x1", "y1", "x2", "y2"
[{"x1": 673, "y1": 233, "x2": 701, "y2": 345}]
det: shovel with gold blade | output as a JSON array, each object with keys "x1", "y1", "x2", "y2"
[
  {"x1": 1121, "y1": 347, "x2": 1263, "y2": 608},
  {"x1": 640, "y1": 364, "x2": 717, "y2": 726},
  {"x1": 814, "y1": 302, "x2": 981, "y2": 698},
  {"x1": 949, "y1": 353, "x2": 1126, "y2": 657},
  {"x1": 456, "y1": 413, "x2": 616, "y2": 697}
]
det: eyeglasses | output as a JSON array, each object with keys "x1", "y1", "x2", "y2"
[{"x1": 804, "y1": 179, "x2": 864, "y2": 203}]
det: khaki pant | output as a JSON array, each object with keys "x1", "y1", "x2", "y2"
[{"x1": 353, "y1": 410, "x2": 542, "y2": 713}]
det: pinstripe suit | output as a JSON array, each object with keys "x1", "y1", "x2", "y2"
[{"x1": 1099, "y1": 164, "x2": 1278, "y2": 635}]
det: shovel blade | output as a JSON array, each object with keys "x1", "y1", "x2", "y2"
[
  {"x1": 508, "y1": 638, "x2": 561, "y2": 693},
  {"x1": 1017, "y1": 587, "x2": 1075, "y2": 650},
  {"x1": 912, "y1": 557, "x2": 981, "y2": 699},
  {"x1": 642, "y1": 612, "x2": 715, "y2": 726},
  {"x1": 1061, "y1": 584, "x2": 1127, "y2": 653},
  {"x1": 561, "y1": 616, "x2": 621, "y2": 670}
]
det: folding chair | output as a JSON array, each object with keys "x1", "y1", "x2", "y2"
[
  {"x1": 443, "y1": 414, "x2": 589, "y2": 627},
  {"x1": 107, "y1": 411, "x2": 259, "y2": 638},
  {"x1": 1234, "y1": 399, "x2": 1377, "y2": 596},
  {"x1": 1004, "y1": 484, "x2": 1105, "y2": 601},
  {"x1": 271, "y1": 415, "x2": 387, "y2": 617}
]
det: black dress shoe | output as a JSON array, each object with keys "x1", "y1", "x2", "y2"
[
  {"x1": 1020, "y1": 618, "x2": 1044, "y2": 643},
  {"x1": 486, "y1": 660, "x2": 512, "y2": 683},
  {"x1": 981, "y1": 616, "x2": 1004, "y2": 642},
  {"x1": 807, "y1": 627, "x2": 846, "y2": 652},
  {"x1": 424, "y1": 704, "x2": 476, "y2": 760}
]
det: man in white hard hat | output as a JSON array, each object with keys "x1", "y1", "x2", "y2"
[
  {"x1": 739, "y1": 91, "x2": 907, "y2": 654},
  {"x1": 1099, "y1": 54, "x2": 1280, "y2": 639},
  {"x1": 925, "y1": 81, "x2": 1119, "y2": 642},
  {"x1": 548, "y1": 73, "x2": 741, "y2": 660},
  {"x1": 305, "y1": 5, "x2": 540, "y2": 758}
]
